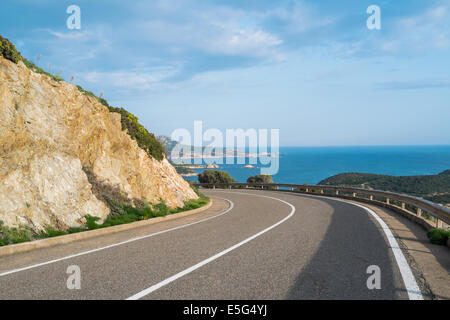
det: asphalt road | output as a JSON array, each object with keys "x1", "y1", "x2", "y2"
[{"x1": 0, "y1": 189, "x2": 423, "y2": 300}]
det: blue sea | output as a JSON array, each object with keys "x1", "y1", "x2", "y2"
[{"x1": 183, "y1": 146, "x2": 450, "y2": 184}]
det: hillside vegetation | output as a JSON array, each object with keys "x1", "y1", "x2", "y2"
[
  {"x1": 108, "y1": 107, "x2": 165, "y2": 161},
  {"x1": 0, "y1": 34, "x2": 165, "y2": 161},
  {"x1": 319, "y1": 170, "x2": 450, "y2": 205}
]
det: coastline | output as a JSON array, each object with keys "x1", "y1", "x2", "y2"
[{"x1": 181, "y1": 146, "x2": 450, "y2": 185}]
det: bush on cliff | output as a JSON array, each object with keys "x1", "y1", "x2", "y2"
[
  {"x1": 107, "y1": 107, "x2": 166, "y2": 161},
  {"x1": 0, "y1": 35, "x2": 63, "y2": 82},
  {"x1": 74, "y1": 88, "x2": 166, "y2": 161},
  {"x1": 0, "y1": 35, "x2": 21, "y2": 63}
]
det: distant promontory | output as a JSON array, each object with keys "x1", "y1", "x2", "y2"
[{"x1": 319, "y1": 170, "x2": 450, "y2": 206}]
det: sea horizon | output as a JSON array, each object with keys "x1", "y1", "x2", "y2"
[{"x1": 183, "y1": 145, "x2": 450, "y2": 184}]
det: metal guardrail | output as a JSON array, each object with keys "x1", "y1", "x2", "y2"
[{"x1": 193, "y1": 182, "x2": 450, "y2": 228}]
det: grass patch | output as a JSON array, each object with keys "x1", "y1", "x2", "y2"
[
  {"x1": 79, "y1": 166, "x2": 209, "y2": 231},
  {"x1": 22, "y1": 58, "x2": 64, "y2": 82},
  {"x1": 43, "y1": 227, "x2": 68, "y2": 238},
  {"x1": 84, "y1": 194, "x2": 210, "y2": 230},
  {"x1": 0, "y1": 193, "x2": 209, "y2": 247},
  {"x1": 427, "y1": 228, "x2": 450, "y2": 246},
  {"x1": 0, "y1": 221, "x2": 33, "y2": 246}
]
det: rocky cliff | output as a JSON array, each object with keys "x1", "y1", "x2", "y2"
[{"x1": 0, "y1": 56, "x2": 198, "y2": 231}]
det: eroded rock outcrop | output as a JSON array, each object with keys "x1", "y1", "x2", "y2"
[{"x1": 0, "y1": 57, "x2": 198, "y2": 231}]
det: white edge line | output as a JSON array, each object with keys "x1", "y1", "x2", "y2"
[
  {"x1": 0, "y1": 198, "x2": 234, "y2": 278},
  {"x1": 280, "y1": 190, "x2": 424, "y2": 300},
  {"x1": 126, "y1": 192, "x2": 296, "y2": 300}
]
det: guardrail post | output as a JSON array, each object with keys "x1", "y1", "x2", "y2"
[
  {"x1": 369, "y1": 195, "x2": 373, "y2": 201},
  {"x1": 386, "y1": 198, "x2": 390, "y2": 205},
  {"x1": 417, "y1": 208, "x2": 422, "y2": 217},
  {"x1": 401, "y1": 202, "x2": 405, "y2": 210},
  {"x1": 352, "y1": 192, "x2": 356, "y2": 198},
  {"x1": 336, "y1": 190, "x2": 339, "y2": 195}
]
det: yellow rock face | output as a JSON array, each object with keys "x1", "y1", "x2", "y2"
[{"x1": 0, "y1": 57, "x2": 198, "y2": 231}]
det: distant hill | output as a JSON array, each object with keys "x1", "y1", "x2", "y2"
[
  {"x1": 157, "y1": 135, "x2": 246, "y2": 160},
  {"x1": 319, "y1": 170, "x2": 450, "y2": 206}
]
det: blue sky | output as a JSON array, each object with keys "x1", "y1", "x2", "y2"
[{"x1": 1, "y1": 0, "x2": 449, "y2": 146}]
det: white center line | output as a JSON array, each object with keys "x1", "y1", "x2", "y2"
[{"x1": 126, "y1": 192, "x2": 296, "y2": 300}]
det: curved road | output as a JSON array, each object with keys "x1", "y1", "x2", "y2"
[{"x1": 0, "y1": 190, "x2": 423, "y2": 299}]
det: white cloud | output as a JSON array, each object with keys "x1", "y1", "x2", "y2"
[
  {"x1": 79, "y1": 66, "x2": 180, "y2": 91},
  {"x1": 383, "y1": 2, "x2": 450, "y2": 52},
  {"x1": 46, "y1": 29, "x2": 92, "y2": 40},
  {"x1": 258, "y1": 1, "x2": 336, "y2": 33},
  {"x1": 135, "y1": 0, "x2": 336, "y2": 59},
  {"x1": 139, "y1": 9, "x2": 283, "y2": 59}
]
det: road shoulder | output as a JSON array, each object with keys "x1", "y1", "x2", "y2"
[{"x1": 347, "y1": 200, "x2": 450, "y2": 300}]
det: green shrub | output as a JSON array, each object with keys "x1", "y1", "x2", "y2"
[
  {"x1": 43, "y1": 227, "x2": 68, "y2": 238},
  {"x1": 0, "y1": 35, "x2": 22, "y2": 63},
  {"x1": 153, "y1": 200, "x2": 168, "y2": 216},
  {"x1": 85, "y1": 215, "x2": 103, "y2": 230},
  {"x1": 246, "y1": 174, "x2": 276, "y2": 189},
  {"x1": 247, "y1": 174, "x2": 273, "y2": 184},
  {"x1": 198, "y1": 170, "x2": 236, "y2": 185},
  {"x1": 183, "y1": 196, "x2": 209, "y2": 210},
  {"x1": 68, "y1": 227, "x2": 85, "y2": 234},
  {"x1": 427, "y1": 228, "x2": 450, "y2": 245}
]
